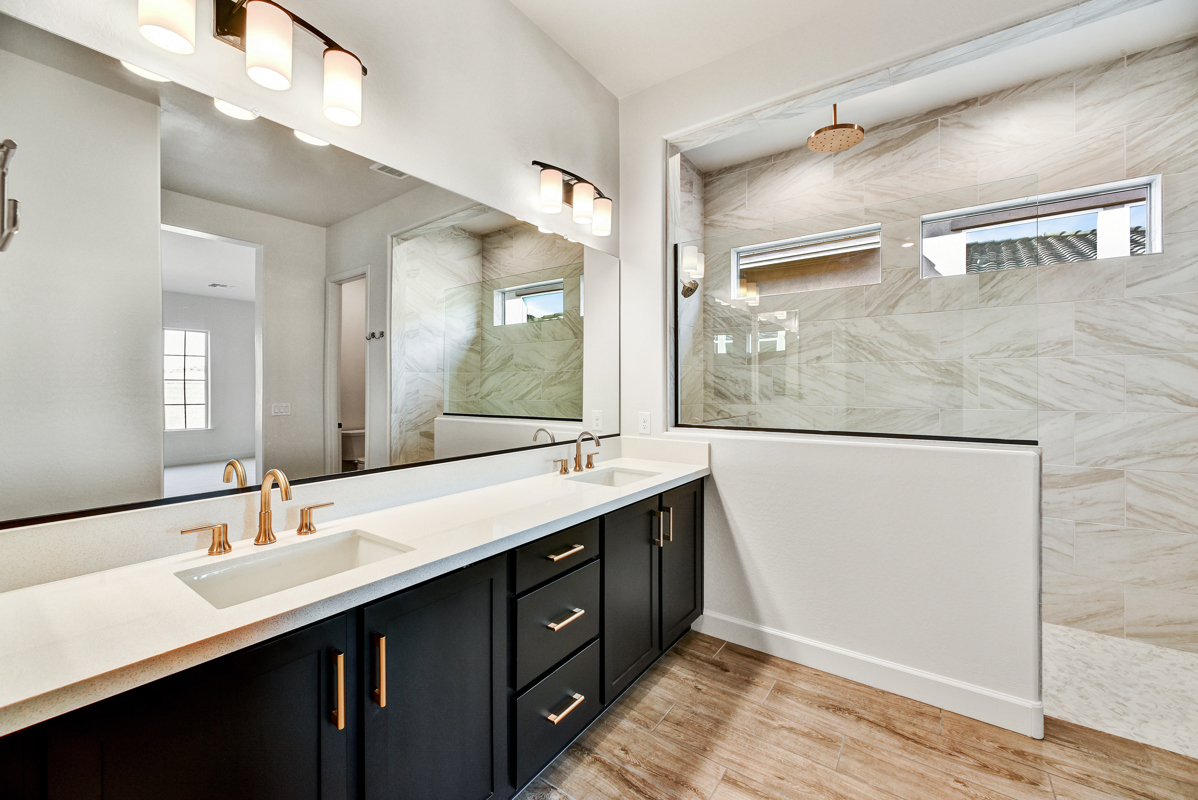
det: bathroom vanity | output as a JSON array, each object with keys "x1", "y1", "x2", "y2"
[{"x1": 0, "y1": 458, "x2": 705, "y2": 800}]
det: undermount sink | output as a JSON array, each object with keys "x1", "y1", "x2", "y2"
[
  {"x1": 567, "y1": 467, "x2": 661, "y2": 488},
  {"x1": 176, "y1": 530, "x2": 413, "y2": 609}
]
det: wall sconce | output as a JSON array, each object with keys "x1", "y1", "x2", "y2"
[
  {"x1": 532, "y1": 161, "x2": 613, "y2": 237},
  {"x1": 138, "y1": 0, "x2": 368, "y2": 126}
]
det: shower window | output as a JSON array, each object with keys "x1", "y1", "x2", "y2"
[
  {"x1": 164, "y1": 329, "x2": 208, "y2": 430},
  {"x1": 730, "y1": 225, "x2": 881, "y2": 299},
  {"x1": 920, "y1": 176, "x2": 1161, "y2": 278},
  {"x1": 494, "y1": 279, "x2": 565, "y2": 325}
]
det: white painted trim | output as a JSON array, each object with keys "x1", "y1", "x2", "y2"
[
  {"x1": 324, "y1": 267, "x2": 369, "y2": 475},
  {"x1": 693, "y1": 610, "x2": 1045, "y2": 739}
]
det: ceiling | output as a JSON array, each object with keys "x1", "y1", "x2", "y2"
[
  {"x1": 508, "y1": 0, "x2": 1083, "y2": 98},
  {"x1": 161, "y1": 229, "x2": 258, "y2": 302},
  {"x1": 682, "y1": 0, "x2": 1198, "y2": 172}
]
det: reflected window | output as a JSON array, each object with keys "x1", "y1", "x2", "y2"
[
  {"x1": 164, "y1": 329, "x2": 208, "y2": 430},
  {"x1": 758, "y1": 331, "x2": 786, "y2": 352},
  {"x1": 714, "y1": 334, "x2": 733, "y2": 354},
  {"x1": 921, "y1": 176, "x2": 1160, "y2": 278},
  {"x1": 495, "y1": 279, "x2": 565, "y2": 325}
]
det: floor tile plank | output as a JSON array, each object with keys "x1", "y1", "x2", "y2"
[
  {"x1": 837, "y1": 737, "x2": 1041, "y2": 800},
  {"x1": 516, "y1": 778, "x2": 575, "y2": 800},
  {"x1": 608, "y1": 685, "x2": 675, "y2": 731},
  {"x1": 541, "y1": 744, "x2": 681, "y2": 800},
  {"x1": 1143, "y1": 744, "x2": 1198, "y2": 786},
  {"x1": 1043, "y1": 717, "x2": 1155, "y2": 771},
  {"x1": 581, "y1": 714, "x2": 726, "y2": 800},
  {"x1": 710, "y1": 767, "x2": 905, "y2": 800},
  {"x1": 671, "y1": 631, "x2": 725, "y2": 658}
]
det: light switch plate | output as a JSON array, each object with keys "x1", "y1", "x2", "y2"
[
  {"x1": 638, "y1": 412, "x2": 651, "y2": 434},
  {"x1": 272, "y1": 403, "x2": 291, "y2": 416},
  {"x1": 591, "y1": 410, "x2": 603, "y2": 430}
]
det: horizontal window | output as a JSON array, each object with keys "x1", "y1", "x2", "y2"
[
  {"x1": 493, "y1": 279, "x2": 565, "y2": 325},
  {"x1": 730, "y1": 224, "x2": 881, "y2": 302}
]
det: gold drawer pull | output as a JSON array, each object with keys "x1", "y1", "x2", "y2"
[
  {"x1": 331, "y1": 650, "x2": 346, "y2": 731},
  {"x1": 547, "y1": 693, "x2": 585, "y2": 725},
  {"x1": 547, "y1": 544, "x2": 585, "y2": 562},
  {"x1": 373, "y1": 633, "x2": 387, "y2": 707},
  {"x1": 547, "y1": 607, "x2": 585, "y2": 631}
]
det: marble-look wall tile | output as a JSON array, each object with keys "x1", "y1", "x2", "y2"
[
  {"x1": 1038, "y1": 357, "x2": 1125, "y2": 411},
  {"x1": 1126, "y1": 109, "x2": 1198, "y2": 177},
  {"x1": 747, "y1": 151, "x2": 833, "y2": 206},
  {"x1": 977, "y1": 358, "x2": 1037, "y2": 409},
  {"x1": 1043, "y1": 517, "x2": 1076, "y2": 573},
  {"x1": 862, "y1": 268, "x2": 931, "y2": 316},
  {"x1": 861, "y1": 360, "x2": 964, "y2": 408},
  {"x1": 963, "y1": 305, "x2": 1038, "y2": 359},
  {"x1": 1039, "y1": 410, "x2": 1076, "y2": 465},
  {"x1": 941, "y1": 79, "x2": 1075, "y2": 163},
  {"x1": 1037, "y1": 302, "x2": 1074, "y2": 357},
  {"x1": 832, "y1": 120, "x2": 939, "y2": 185},
  {"x1": 480, "y1": 225, "x2": 582, "y2": 281},
  {"x1": 1125, "y1": 470, "x2": 1198, "y2": 535},
  {"x1": 1124, "y1": 232, "x2": 1198, "y2": 297},
  {"x1": 1076, "y1": 412, "x2": 1198, "y2": 471},
  {"x1": 1163, "y1": 170, "x2": 1198, "y2": 234},
  {"x1": 838, "y1": 314, "x2": 940, "y2": 362},
  {"x1": 762, "y1": 185, "x2": 865, "y2": 225},
  {"x1": 1043, "y1": 569, "x2": 1126, "y2": 636},
  {"x1": 797, "y1": 362, "x2": 865, "y2": 406},
  {"x1": 976, "y1": 128, "x2": 1125, "y2": 194},
  {"x1": 1125, "y1": 354, "x2": 1198, "y2": 413},
  {"x1": 1074, "y1": 524, "x2": 1198, "y2": 595},
  {"x1": 702, "y1": 170, "x2": 749, "y2": 219},
  {"x1": 1037, "y1": 261, "x2": 1125, "y2": 304},
  {"x1": 930, "y1": 273, "x2": 980, "y2": 312},
  {"x1": 1075, "y1": 37, "x2": 1198, "y2": 135},
  {"x1": 1125, "y1": 585, "x2": 1198, "y2": 653},
  {"x1": 978, "y1": 268, "x2": 1038, "y2": 307},
  {"x1": 860, "y1": 162, "x2": 980, "y2": 207},
  {"x1": 839, "y1": 407, "x2": 940, "y2": 436},
  {"x1": 938, "y1": 408, "x2": 1037, "y2": 440},
  {"x1": 1042, "y1": 464, "x2": 1125, "y2": 525},
  {"x1": 1075, "y1": 294, "x2": 1198, "y2": 356},
  {"x1": 879, "y1": 220, "x2": 920, "y2": 269}
]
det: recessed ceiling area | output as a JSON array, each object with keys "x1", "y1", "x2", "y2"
[
  {"x1": 681, "y1": 0, "x2": 1198, "y2": 172},
  {"x1": 161, "y1": 229, "x2": 257, "y2": 302}
]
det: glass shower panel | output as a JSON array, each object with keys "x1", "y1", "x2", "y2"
[{"x1": 676, "y1": 175, "x2": 1042, "y2": 443}]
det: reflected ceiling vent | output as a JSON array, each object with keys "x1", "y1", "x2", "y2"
[
  {"x1": 369, "y1": 163, "x2": 409, "y2": 180},
  {"x1": 207, "y1": 282, "x2": 234, "y2": 288}
]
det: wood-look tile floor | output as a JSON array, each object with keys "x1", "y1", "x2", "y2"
[{"x1": 517, "y1": 633, "x2": 1198, "y2": 800}]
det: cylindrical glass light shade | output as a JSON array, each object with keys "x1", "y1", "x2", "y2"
[
  {"x1": 681, "y1": 245, "x2": 698, "y2": 273},
  {"x1": 693, "y1": 252, "x2": 705, "y2": 278},
  {"x1": 592, "y1": 197, "x2": 612, "y2": 236},
  {"x1": 245, "y1": 1, "x2": 293, "y2": 91},
  {"x1": 323, "y1": 49, "x2": 363, "y2": 126},
  {"x1": 572, "y1": 182, "x2": 594, "y2": 224},
  {"x1": 138, "y1": 0, "x2": 196, "y2": 54},
  {"x1": 540, "y1": 168, "x2": 563, "y2": 213}
]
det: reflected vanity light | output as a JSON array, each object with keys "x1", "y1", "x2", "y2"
[
  {"x1": 745, "y1": 281, "x2": 760, "y2": 306},
  {"x1": 294, "y1": 130, "x2": 329, "y2": 146},
  {"x1": 681, "y1": 245, "x2": 698, "y2": 274},
  {"x1": 692, "y1": 253, "x2": 705, "y2": 278},
  {"x1": 245, "y1": 0, "x2": 293, "y2": 91},
  {"x1": 533, "y1": 161, "x2": 613, "y2": 236},
  {"x1": 537, "y1": 226, "x2": 554, "y2": 234},
  {"x1": 138, "y1": 0, "x2": 196, "y2": 54},
  {"x1": 214, "y1": 98, "x2": 258, "y2": 120},
  {"x1": 120, "y1": 61, "x2": 171, "y2": 82},
  {"x1": 901, "y1": 242, "x2": 915, "y2": 248}
]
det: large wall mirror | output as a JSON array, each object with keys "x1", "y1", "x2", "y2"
[{"x1": 0, "y1": 12, "x2": 619, "y2": 525}]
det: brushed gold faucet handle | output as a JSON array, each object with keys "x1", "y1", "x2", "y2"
[
  {"x1": 182, "y1": 523, "x2": 231, "y2": 556},
  {"x1": 553, "y1": 459, "x2": 570, "y2": 475},
  {"x1": 585, "y1": 453, "x2": 596, "y2": 469},
  {"x1": 298, "y1": 502, "x2": 334, "y2": 535}
]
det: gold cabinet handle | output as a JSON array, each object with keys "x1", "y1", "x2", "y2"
[
  {"x1": 331, "y1": 650, "x2": 346, "y2": 730},
  {"x1": 373, "y1": 633, "x2": 387, "y2": 707},
  {"x1": 547, "y1": 607, "x2": 585, "y2": 631},
  {"x1": 547, "y1": 693, "x2": 585, "y2": 725},
  {"x1": 663, "y1": 506, "x2": 674, "y2": 543},
  {"x1": 547, "y1": 544, "x2": 585, "y2": 562}
]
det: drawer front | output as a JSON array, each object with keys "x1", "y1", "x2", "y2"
[
  {"x1": 516, "y1": 561, "x2": 601, "y2": 688},
  {"x1": 515, "y1": 519, "x2": 600, "y2": 594},
  {"x1": 515, "y1": 640, "x2": 601, "y2": 788}
]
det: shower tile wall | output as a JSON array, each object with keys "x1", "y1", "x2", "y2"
[{"x1": 677, "y1": 36, "x2": 1198, "y2": 750}]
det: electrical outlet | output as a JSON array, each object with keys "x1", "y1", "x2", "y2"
[
  {"x1": 638, "y1": 412, "x2": 651, "y2": 435},
  {"x1": 272, "y1": 403, "x2": 291, "y2": 416},
  {"x1": 591, "y1": 410, "x2": 603, "y2": 430}
]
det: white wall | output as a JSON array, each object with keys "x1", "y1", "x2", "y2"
[
  {"x1": 0, "y1": 48, "x2": 162, "y2": 521},
  {"x1": 0, "y1": 0, "x2": 619, "y2": 254},
  {"x1": 338, "y1": 278, "x2": 367, "y2": 432},
  {"x1": 615, "y1": 3, "x2": 1066, "y2": 735},
  {"x1": 162, "y1": 292, "x2": 256, "y2": 467},
  {"x1": 162, "y1": 191, "x2": 327, "y2": 480}
]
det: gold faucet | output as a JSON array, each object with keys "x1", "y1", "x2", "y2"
[
  {"x1": 574, "y1": 431, "x2": 600, "y2": 472},
  {"x1": 223, "y1": 459, "x2": 247, "y2": 488},
  {"x1": 255, "y1": 469, "x2": 292, "y2": 545}
]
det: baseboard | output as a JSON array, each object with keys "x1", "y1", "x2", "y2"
[{"x1": 693, "y1": 610, "x2": 1044, "y2": 738}]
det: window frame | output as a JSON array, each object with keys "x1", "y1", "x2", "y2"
[
  {"x1": 163, "y1": 328, "x2": 211, "y2": 432},
  {"x1": 729, "y1": 223, "x2": 882, "y2": 299},
  {"x1": 493, "y1": 278, "x2": 566, "y2": 326}
]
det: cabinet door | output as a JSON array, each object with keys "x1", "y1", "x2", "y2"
[
  {"x1": 602, "y1": 496, "x2": 661, "y2": 704},
  {"x1": 362, "y1": 556, "x2": 509, "y2": 800},
  {"x1": 661, "y1": 480, "x2": 704, "y2": 650},
  {"x1": 45, "y1": 614, "x2": 350, "y2": 800}
]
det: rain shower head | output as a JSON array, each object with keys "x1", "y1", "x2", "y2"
[{"x1": 807, "y1": 105, "x2": 865, "y2": 153}]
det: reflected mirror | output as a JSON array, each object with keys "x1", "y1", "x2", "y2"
[{"x1": 0, "y1": 12, "x2": 619, "y2": 525}]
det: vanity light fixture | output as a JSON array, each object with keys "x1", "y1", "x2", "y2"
[
  {"x1": 138, "y1": 0, "x2": 197, "y2": 54},
  {"x1": 213, "y1": 98, "x2": 258, "y2": 120},
  {"x1": 538, "y1": 226, "x2": 554, "y2": 234},
  {"x1": 245, "y1": 0, "x2": 293, "y2": 90},
  {"x1": 681, "y1": 245, "x2": 698, "y2": 274},
  {"x1": 120, "y1": 61, "x2": 172, "y2": 82},
  {"x1": 294, "y1": 130, "x2": 330, "y2": 146},
  {"x1": 533, "y1": 162, "x2": 613, "y2": 236}
]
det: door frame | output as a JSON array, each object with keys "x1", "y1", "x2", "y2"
[{"x1": 324, "y1": 267, "x2": 369, "y2": 475}]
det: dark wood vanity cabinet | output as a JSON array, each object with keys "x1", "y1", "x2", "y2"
[
  {"x1": 361, "y1": 556, "x2": 509, "y2": 800},
  {"x1": 0, "y1": 479, "x2": 704, "y2": 800}
]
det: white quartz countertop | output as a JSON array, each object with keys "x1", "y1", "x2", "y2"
[{"x1": 0, "y1": 456, "x2": 708, "y2": 736}]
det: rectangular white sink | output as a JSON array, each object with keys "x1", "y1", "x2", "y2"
[
  {"x1": 176, "y1": 530, "x2": 413, "y2": 609},
  {"x1": 567, "y1": 467, "x2": 661, "y2": 487}
]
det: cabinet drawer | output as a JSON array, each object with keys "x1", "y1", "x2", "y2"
[
  {"x1": 516, "y1": 560, "x2": 600, "y2": 688},
  {"x1": 515, "y1": 640, "x2": 601, "y2": 788},
  {"x1": 515, "y1": 519, "x2": 600, "y2": 594}
]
